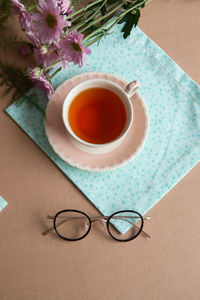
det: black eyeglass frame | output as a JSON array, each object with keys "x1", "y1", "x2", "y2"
[{"x1": 53, "y1": 209, "x2": 144, "y2": 242}]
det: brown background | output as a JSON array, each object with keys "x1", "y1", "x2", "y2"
[{"x1": 0, "y1": 0, "x2": 200, "y2": 299}]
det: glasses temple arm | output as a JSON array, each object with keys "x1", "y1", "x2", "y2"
[
  {"x1": 112, "y1": 217, "x2": 151, "y2": 238},
  {"x1": 42, "y1": 217, "x2": 69, "y2": 236},
  {"x1": 125, "y1": 220, "x2": 151, "y2": 238}
]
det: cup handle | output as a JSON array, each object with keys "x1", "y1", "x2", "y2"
[{"x1": 124, "y1": 80, "x2": 140, "y2": 97}]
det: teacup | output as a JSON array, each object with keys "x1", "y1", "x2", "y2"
[{"x1": 62, "y1": 78, "x2": 140, "y2": 154}]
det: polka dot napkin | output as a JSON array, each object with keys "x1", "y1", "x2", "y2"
[
  {"x1": 0, "y1": 196, "x2": 7, "y2": 211},
  {"x1": 6, "y1": 25, "x2": 200, "y2": 219}
]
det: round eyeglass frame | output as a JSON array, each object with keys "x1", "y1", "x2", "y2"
[
  {"x1": 53, "y1": 209, "x2": 92, "y2": 241},
  {"x1": 107, "y1": 210, "x2": 144, "y2": 242},
  {"x1": 53, "y1": 209, "x2": 144, "y2": 242}
]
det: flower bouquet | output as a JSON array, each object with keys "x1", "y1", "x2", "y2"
[{"x1": 8, "y1": 0, "x2": 151, "y2": 98}]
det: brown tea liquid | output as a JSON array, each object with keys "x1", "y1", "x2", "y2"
[{"x1": 68, "y1": 87, "x2": 126, "y2": 144}]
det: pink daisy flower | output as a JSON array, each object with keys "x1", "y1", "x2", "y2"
[
  {"x1": 11, "y1": 0, "x2": 24, "y2": 15},
  {"x1": 37, "y1": 44, "x2": 49, "y2": 56},
  {"x1": 35, "y1": 42, "x2": 69, "y2": 69},
  {"x1": 32, "y1": 0, "x2": 71, "y2": 44},
  {"x1": 11, "y1": 0, "x2": 34, "y2": 32},
  {"x1": 60, "y1": 30, "x2": 91, "y2": 67},
  {"x1": 26, "y1": 32, "x2": 41, "y2": 48},
  {"x1": 28, "y1": 67, "x2": 54, "y2": 99},
  {"x1": 34, "y1": 44, "x2": 60, "y2": 67},
  {"x1": 19, "y1": 11, "x2": 34, "y2": 32},
  {"x1": 53, "y1": 41, "x2": 70, "y2": 69},
  {"x1": 57, "y1": 0, "x2": 73, "y2": 15}
]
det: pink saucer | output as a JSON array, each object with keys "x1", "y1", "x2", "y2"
[{"x1": 45, "y1": 72, "x2": 148, "y2": 172}]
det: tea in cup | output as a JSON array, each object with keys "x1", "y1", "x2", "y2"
[{"x1": 62, "y1": 79, "x2": 140, "y2": 154}]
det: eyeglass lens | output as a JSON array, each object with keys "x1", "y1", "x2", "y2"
[
  {"x1": 54, "y1": 211, "x2": 90, "y2": 240},
  {"x1": 107, "y1": 211, "x2": 143, "y2": 241}
]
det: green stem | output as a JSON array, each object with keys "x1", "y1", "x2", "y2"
[
  {"x1": 83, "y1": 18, "x2": 115, "y2": 46},
  {"x1": 44, "y1": 60, "x2": 61, "y2": 72},
  {"x1": 27, "y1": 4, "x2": 37, "y2": 11},
  {"x1": 69, "y1": 8, "x2": 100, "y2": 32},
  {"x1": 84, "y1": 32, "x2": 108, "y2": 47},
  {"x1": 78, "y1": 2, "x2": 119, "y2": 34},
  {"x1": 66, "y1": 0, "x2": 104, "y2": 20},
  {"x1": 70, "y1": 0, "x2": 107, "y2": 33},
  {"x1": 70, "y1": 9, "x2": 93, "y2": 25},
  {"x1": 49, "y1": 67, "x2": 62, "y2": 80},
  {"x1": 83, "y1": 0, "x2": 148, "y2": 43},
  {"x1": 81, "y1": 0, "x2": 128, "y2": 39}
]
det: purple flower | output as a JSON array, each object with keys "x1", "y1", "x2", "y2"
[
  {"x1": 28, "y1": 67, "x2": 54, "y2": 99},
  {"x1": 57, "y1": 0, "x2": 73, "y2": 15},
  {"x1": 29, "y1": 67, "x2": 42, "y2": 78},
  {"x1": 11, "y1": 0, "x2": 25, "y2": 15},
  {"x1": 34, "y1": 42, "x2": 69, "y2": 69},
  {"x1": 37, "y1": 44, "x2": 49, "y2": 56},
  {"x1": 32, "y1": 0, "x2": 71, "y2": 44},
  {"x1": 26, "y1": 32, "x2": 41, "y2": 47},
  {"x1": 11, "y1": 0, "x2": 34, "y2": 32},
  {"x1": 34, "y1": 44, "x2": 60, "y2": 67},
  {"x1": 60, "y1": 30, "x2": 91, "y2": 67},
  {"x1": 35, "y1": 77, "x2": 54, "y2": 99},
  {"x1": 19, "y1": 11, "x2": 34, "y2": 32},
  {"x1": 19, "y1": 44, "x2": 33, "y2": 56}
]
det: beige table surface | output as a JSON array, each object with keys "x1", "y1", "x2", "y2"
[{"x1": 0, "y1": 1, "x2": 200, "y2": 299}]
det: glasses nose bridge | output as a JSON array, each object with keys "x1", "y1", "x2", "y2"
[{"x1": 91, "y1": 217, "x2": 108, "y2": 228}]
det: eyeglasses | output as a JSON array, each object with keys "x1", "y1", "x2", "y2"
[{"x1": 43, "y1": 209, "x2": 151, "y2": 242}]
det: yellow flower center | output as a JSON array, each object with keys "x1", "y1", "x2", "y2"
[
  {"x1": 45, "y1": 13, "x2": 58, "y2": 29},
  {"x1": 72, "y1": 42, "x2": 81, "y2": 52}
]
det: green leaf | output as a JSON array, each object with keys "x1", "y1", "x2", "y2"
[
  {"x1": 117, "y1": 13, "x2": 130, "y2": 25},
  {"x1": 121, "y1": 9, "x2": 141, "y2": 39}
]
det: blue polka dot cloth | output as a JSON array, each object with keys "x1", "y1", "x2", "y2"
[
  {"x1": 6, "y1": 25, "x2": 200, "y2": 221},
  {"x1": 0, "y1": 196, "x2": 7, "y2": 211}
]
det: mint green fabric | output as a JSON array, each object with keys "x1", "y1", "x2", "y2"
[
  {"x1": 6, "y1": 25, "x2": 200, "y2": 226},
  {"x1": 0, "y1": 196, "x2": 7, "y2": 211}
]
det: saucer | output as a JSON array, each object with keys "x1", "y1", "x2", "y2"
[{"x1": 45, "y1": 72, "x2": 148, "y2": 172}]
